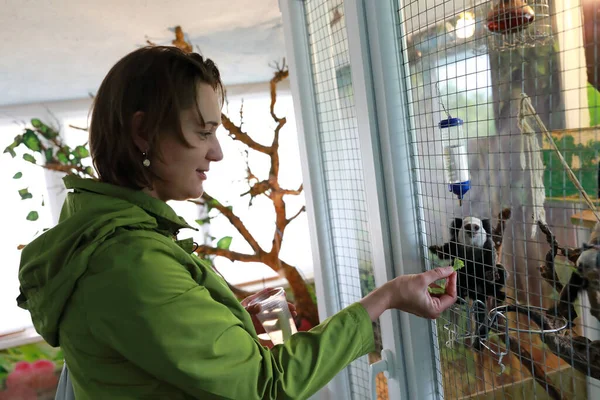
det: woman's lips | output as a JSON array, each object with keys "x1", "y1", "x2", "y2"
[{"x1": 196, "y1": 170, "x2": 207, "y2": 180}]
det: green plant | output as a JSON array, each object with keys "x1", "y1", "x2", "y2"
[
  {"x1": 542, "y1": 134, "x2": 599, "y2": 198},
  {"x1": 359, "y1": 262, "x2": 376, "y2": 296},
  {"x1": 0, "y1": 342, "x2": 63, "y2": 382},
  {"x1": 3, "y1": 118, "x2": 94, "y2": 222}
]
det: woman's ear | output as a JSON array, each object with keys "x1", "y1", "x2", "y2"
[{"x1": 131, "y1": 111, "x2": 149, "y2": 153}]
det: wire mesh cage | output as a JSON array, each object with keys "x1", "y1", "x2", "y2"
[
  {"x1": 397, "y1": 0, "x2": 600, "y2": 399},
  {"x1": 302, "y1": 0, "x2": 387, "y2": 398}
]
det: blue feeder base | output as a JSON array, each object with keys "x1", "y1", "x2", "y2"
[{"x1": 449, "y1": 181, "x2": 470, "y2": 200}]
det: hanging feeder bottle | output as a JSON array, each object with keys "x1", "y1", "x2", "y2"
[{"x1": 440, "y1": 117, "x2": 470, "y2": 203}]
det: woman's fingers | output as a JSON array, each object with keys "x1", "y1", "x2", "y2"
[
  {"x1": 288, "y1": 302, "x2": 297, "y2": 318},
  {"x1": 422, "y1": 266, "x2": 455, "y2": 285},
  {"x1": 445, "y1": 269, "x2": 457, "y2": 299}
]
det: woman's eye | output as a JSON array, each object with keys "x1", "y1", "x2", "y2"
[{"x1": 197, "y1": 131, "x2": 212, "y2": 138}]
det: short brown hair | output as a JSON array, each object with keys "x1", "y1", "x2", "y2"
[{"x1": 89, "y1": 45, "x2": 224, "y2": 190}]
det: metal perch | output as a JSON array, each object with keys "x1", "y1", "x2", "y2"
[{"x1": 530, "y1": 221, "x2": 600, "y2": 380}]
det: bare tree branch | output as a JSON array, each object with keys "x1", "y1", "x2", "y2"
[
  {"x1": 241, "y1": 180, "x2": 271, "y2": 198},
  {"x1": 286, "y1": 206, "x2": 306, "y2": 227},
  {"x1": 508, "y1": 339, "x2": 565, "y2": 400},
  {"x1": 269, "y1": 60, "x2": 288, "y2": 123},
  {"x1": 195, "y1": 246, "x2": 261, "y2": 263},
  {"x1": 221, "y1": 113, "x2": 272, "y2": 154},
  {"x1": 267, "y1": 62, "x2": 288, "y2": 180},
  {"x1": 68, "y1": 124, "x2": 89, "y2": 132},
  {"x1": 280, "y1": 184, "x2": 304, "y2": 196},
  {"x1": 504, "y1": 304, "x2": 600, "y2": 380},
  {"x1": 270, "y1": 119, "x2": 285, "y2": 179}
]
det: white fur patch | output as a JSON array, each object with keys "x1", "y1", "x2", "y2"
[{"x1": 457, "y1": 217, "x2": 487, "y2": 248}]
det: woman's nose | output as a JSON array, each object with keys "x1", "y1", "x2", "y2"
[{"x1": 208, "y1": 136, "x2": 224, "y2": 162}]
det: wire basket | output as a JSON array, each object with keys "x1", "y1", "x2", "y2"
[
  {"x1": 444, "y1": 297, "x2": 569, "y2": 372},
  {"x1": 485, "y1": 0, "x2": 554, "y2": 51}
]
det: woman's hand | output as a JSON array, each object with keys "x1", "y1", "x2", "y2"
[
  {"x1": 359, "y1": 266, "x2": 457, "y2": 322},
  {"x1": 241, "y1": 288, "x2": 297, "y2": 348}
]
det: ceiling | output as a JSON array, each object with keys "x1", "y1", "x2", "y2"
[{"x1": 0, "y1": 0, "x2": 286, "y2": 107}]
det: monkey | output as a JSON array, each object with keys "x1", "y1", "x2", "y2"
[
  {"x1": 547, "y1": 221, "x2": 600, "y2": 324},
  {"x1": 430, "y1": 216, "x2": 507, "y2": 304},
  {"x1": 429, "y1": 216, "x2": 508, "y2": 348}
]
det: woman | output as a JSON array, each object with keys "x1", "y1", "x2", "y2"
[{"x1": 17, "y1": 46, "x2": 457, "y2": 399}]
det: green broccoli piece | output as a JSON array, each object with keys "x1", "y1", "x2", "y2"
[
  {"x1": 427, "y1": 286, "x2": 446, "y2": 295},
  {"x1": 453, "y1": 258, "x2": 465, "y2": 271},
  {"x1": 428, "y1": 258, "x2": 464, "y2": 294}
]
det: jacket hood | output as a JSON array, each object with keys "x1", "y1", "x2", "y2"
[{"x1": 17, "y1": 175, "x2": 196, "y2": 346}]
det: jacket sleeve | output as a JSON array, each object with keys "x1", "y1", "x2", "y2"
[{"x1": 84, "y1": 234, "x2": 375, "y2": 400}]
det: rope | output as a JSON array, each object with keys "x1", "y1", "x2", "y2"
[{"x1": 517, "y1": 93, "x2": 600, "y2": 238}]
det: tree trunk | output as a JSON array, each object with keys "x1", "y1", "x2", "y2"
[{"x1": 281, "y1": 263, "x2": 319, "y2": 326}]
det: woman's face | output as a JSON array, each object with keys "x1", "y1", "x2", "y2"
[{"x1": 146, "y1": 82, "x2": 223, "y2": 202}]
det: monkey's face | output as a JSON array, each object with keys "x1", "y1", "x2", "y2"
[
  {"x1": 577, "y1": 247, "x2": 600, "y2": 286},
  {"x1": 577, "y1": 246, "x2": 600, "y2": 320},
  {"x1": 458, "y1": 217, "x2": 487, "y2": 248}
]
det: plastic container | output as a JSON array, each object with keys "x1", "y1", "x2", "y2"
[
  {"x1": 439, "y1": 117, "x2": 470, "y2": 202},
  {"x1": 247, "y1": 287, "x2": 297, "y2": 345}
]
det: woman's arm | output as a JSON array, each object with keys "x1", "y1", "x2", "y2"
[
  {"x1": 83, "y1": 234, "x2": 375, "y2": 400},
  {"x1": 360, "y1": 266, "x2": 457, "y2": 321}
]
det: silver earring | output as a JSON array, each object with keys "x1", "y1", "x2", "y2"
[{"x1": 142, "y1": 152, "x2": 151, "y2": 167}]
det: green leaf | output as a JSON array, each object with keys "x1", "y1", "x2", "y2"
[
  {"x1": 19, "y1": 188, "x2": 32, "y2": 200},
  {"x1": 73, "y1": 145, "x2": 89, "y2": 158},
  {"x1": 195, "y1": 217, "x2": 212, "y2": 226},
  {"x1": 453, "y1": 258, "x2": 465, "y2": 271},
  {"x1": 428, "y1": 287, "x2": 446, "y2": 295},
  {"x1": 23, "y1": 153, "x2": 36, "y2": 164},
  {"x1": 45, "y1": 126, "x2": 59, "y2": 139},
  {"x1": 207, "y1": 198, "x2": 221, "y2": 210},
  {"x1": 56, "y1": 151, "x2": 69, "y2": 164},
  {"x1": 26, "y1": 211, "x2": 39, "y2": 221},
  {"x1": 3, "y1": 135, "x2": 23, "y2": 158},
  {"x1": 13, "y1": 172, "x2": 22, "y2": 179},
  {"x1": 32, "y1": 119, "x2": 58, "y2": 139},
  {"x1": 216, "y1": 236, "x2": 232, "y2": 250},
  {"x1": 84, "y1": 166, "x2": 95, "y2": 177},
  {"x1": 22, "y1": 129, "x2": 42, "y2": 152},
  {"x1": 569, "y1": 265, "x2": 580, "y2": 275},
  {"x1": 4, "y1": 146, "x2": 16, "y2": 157},
  {"x1": 44, "y1": 148, "x2": 54, "y2": 163},
  {"x1": 427, "y1": 260, "x2": 463, "y2": 295}
]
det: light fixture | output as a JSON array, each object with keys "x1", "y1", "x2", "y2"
[{"x1": 455, "y1": 11, "x2": 476, "y2": 39}]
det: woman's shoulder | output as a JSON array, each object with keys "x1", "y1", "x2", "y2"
[
  {"x1": 80, "y1": 230, "x2": 204, "y2": 308},
  {"x1": 91, "y1": 229, "x2": 190, "y2": 268}
]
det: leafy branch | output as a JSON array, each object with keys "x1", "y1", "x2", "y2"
[{"x1": 3, "y1": 118, "x2": 94, "y2": 222}]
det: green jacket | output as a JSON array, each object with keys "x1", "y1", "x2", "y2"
[{"x1": 17, "y1": 176, "x2": 374, "y2": 399}]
